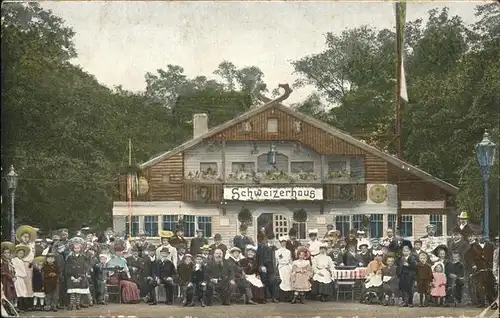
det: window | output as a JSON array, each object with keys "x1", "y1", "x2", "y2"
[
  {"x1": 184, "y1": 215, "x2": 196, "y2": 237},
  {"x1": 200, "y1": 162, "x2": 218, "y2": 174},
  {"x1": 125, "y1": 216, "x2": 139, "y2": 237},
  {"x1": 231, "y1": 162, "x2": 255, "y2": 173},
  {"x1": 162, "y1": 173, "x2": 170, "y2": 183},
  {"x1": 429, "y1": 215, "x2": 443, "y2": 236},
  {"x1": 349, "y1": 156, "x2": 365, "y2": 179},
  {"x1": 144, "y1": 216, "x2": 158, "y2": 237},
  {"x1": 162, "y1": 215, "x2": 178, "y2": 231},
  {"x1": 291, "y1": 161, "x2": 314, "y2": 173},
  {"x1": 368, "y1": 214, "x2": 383, "y2": 238},
  {"x1": 182, "y1": 215, "x2": 212, "y2": 238},
  {"x1": 400, "y1": 215, "x2": 413, "y2": 237},
  {"x1": 328, "y1": 158, "x2": 349, "y2": 173},
  {"x1": 257, "y1": 153, "x2": 289, "y2": 173},
  {"x1": 335, "y1": 215, "x2": 350, "y2": 238},
  {"x1": 197, "y1": 216, "x2": 212, "y2": 238},
  {"x1": 292, "y1": 222, "x2": 307, "y2": 240},
  {"x1": 388, "y1": 214, "x2": 397, "y2": 231},
  {"x1": 352, "y1": 214, "x2": 363, "y2": 231},
  {"x1": 267, "y1": 118, "x2": 278, "y2": 133}
]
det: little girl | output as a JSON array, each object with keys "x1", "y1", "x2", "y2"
[
  {"x1": 32, "y1": 256, "x2": 46, "y2": 310},
  {"x1": 430, "y1": 262, "x2": 446, "y2": 306},
  {"x1": 290, "y1": 247, "x2": 313, "y2": 304},
  {"x1": 12, "y1": 245, "x2": 28, "y2": 311}
]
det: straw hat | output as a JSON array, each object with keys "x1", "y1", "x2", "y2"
[
  {"x1": 34, "y1": 256, "x2": 46, "y2": 265},
  {"x1": 201, "y1": 244, "x2": 211, "y2": 251},
  {"x1": 15, "y1": 244, "x2": 31, "y2": 256},
  {"x1": 245, "y1": 244, "x2": 257, "y2": 252},
  {"x1": 1, "y1": 241, "x2": 15, "y2": 252},
  {"x1": 457, "y1": 211, "x2": 469, "y2": 219},
  {"x1": 159, "y1": 230, "x2": 174, "y2": 238},
  {"x1": 15, "y1": 225, "x2": 38, "y2": 242},
  {"x1": 229, "y1": 246, "x2": 241, "y2": 254}
]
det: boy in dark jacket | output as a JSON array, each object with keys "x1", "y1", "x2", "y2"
[
  {"x1": 177, "y1": 254, "x2": 194, "y2": 306},
  {"x1": 415, "y1": 252, "x2": 433, "y2": 307},
  {"x1": 93, "y1": 254, "x2": 109, "y2": 305},
  {"x1": 445, "y1": 251, "x2": 465, "y2": 306},
  {"x1": 43, "y1": 253, "x2": 60, "y2": 311},
  {"x1": 193, "y1": 254, "x2": 207, "y2": 307}
]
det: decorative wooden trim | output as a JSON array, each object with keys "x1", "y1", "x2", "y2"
[
  {"x1": 221, "y1": 140, "x2": 226, "y2": 183},
  {"x1": 323, "y1": 184, "x2": 367, "y2": 202},
  {"x1": 401, "y1": 201, "x2": 446, "y2": 209},
  {"x1": 400, "y1": 208, "x2": 452, "y2": 215}
]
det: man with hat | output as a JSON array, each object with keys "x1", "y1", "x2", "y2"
[
  {"x1": 323, "y1": 224, "x2": 334, "y2": 239},
  {"x1": 454, "y1": 211, "x2": 474, "y2": 240},
  {"x1": 286, "y1": 228, "x2": 301, "y2": 260},
  {"x1": 209, "y1": 234, "x2": 227, "y2": 257},
  {"x1": 190, "y1": 229, "x2": 209, "y2": 256},
  {"x1": 447, "y1": 230, "x2": 470, "y2": 259},
  {"x1": 344, "y1": 229, "x2": 358, "y2": 251},
  {"x1": 151, "y1": 246, "x2": 176, "y2": 305},
  {"x1": 257, "y1": 232, "x2": 279, "y2": 303},
  {"x1": 464, "y1": 232, "x2": 496, "y2": 308},
  {"x1": 169, "y1": 226, "x2": 188, "y2": 249},
  {"x1": 126, "y1": 245, "x2": 145, "y2": 286},
  {"x1": 134, "y1": 231, "x2": 153, "y2": 257},
  {"x1": 233, "y1": 224, "x2": 253, "y2": 252},
  {"x1": 140, "y1": 244, "x2": 158, "y2": 302}
]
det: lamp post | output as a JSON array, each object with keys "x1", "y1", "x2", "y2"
[
  {"x1": 475, "y1": 130, "x2": 496, "y2": 240},
  {"x1": 6, "y1": 165, "x2": 19, "y2": 242}
]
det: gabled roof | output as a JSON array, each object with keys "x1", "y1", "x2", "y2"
[{"x1": 140, "y1": 86, "x2": 459, "y2": 195}]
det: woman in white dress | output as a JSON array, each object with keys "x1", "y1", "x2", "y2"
[
  {"x1": 311, "y1": 243, "x2": 335, "y2": 301},
  {"x1": 275, "y1": 235, "x2": 293, "y2": 301}
]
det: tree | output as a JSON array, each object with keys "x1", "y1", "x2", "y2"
[{"x1": 291, "y1": 5, "x2": 499, "y2": 229}]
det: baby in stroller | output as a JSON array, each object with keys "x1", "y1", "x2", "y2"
[
  {"x1": 361, "y1": 250, "x2": 385, "y2": 304},
  {"x1": 381, "y1": 253, "x2": 399, "y2": 306}
]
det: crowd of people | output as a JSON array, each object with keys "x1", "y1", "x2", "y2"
[{"x1": 1, "y1": 211, "x2": 499, "y2": 315}]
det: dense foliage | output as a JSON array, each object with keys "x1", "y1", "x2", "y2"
[{"x1": 1, "y1": 3, "x2": 498, "y2": 236}]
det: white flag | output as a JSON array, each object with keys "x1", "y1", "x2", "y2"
[{"x1": 400, "y1": 57, "x2": 408, "y2": 102}]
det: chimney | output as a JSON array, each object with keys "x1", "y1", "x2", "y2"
[{"x1": 193, "y1": 113, "x2": 209, "y2": 138}]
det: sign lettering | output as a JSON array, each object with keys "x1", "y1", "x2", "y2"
[{"x1": 223, "y1": 187, "x2": 323, "y2": 201}]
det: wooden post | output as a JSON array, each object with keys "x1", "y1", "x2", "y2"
[{"x1": 127, "y1": 138, "x2": 133, "y2": 238}]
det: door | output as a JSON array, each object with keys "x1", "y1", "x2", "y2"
[{"x1": 256, "y1": 213, "x2": 289, "y2": 240}]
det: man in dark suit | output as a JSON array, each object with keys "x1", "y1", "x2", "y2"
[
  {"x1": 464, "y1": 234, "x2": 496, "y2": 308},
  {"x1": 285, "y1": 228, "x2": 301, "y2": 260},
  {"x1": 257, "y1": 232, "x2": 279, "y2": 303},
  {"x1": 190, "y1": 229, "x2": 208, "y2": 256},
  {"x1": 204, "y1": 248, "x2": 237, "y2": 306},
  {"x1": 134, "y1": 231, "x2": 154, "y2": 257},
  {"x1": 447, "y1": 230, "x2": 470, "y2": 259},
  {"x1": 209, "y1": 234, "x2": 227, "y2": 257},
  {"x1": 233, "y1": 224, "x2": 253, "y2": 252}
]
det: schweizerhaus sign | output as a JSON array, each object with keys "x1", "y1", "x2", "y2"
[{"x1": 223, "y1": 187, "x2": 323, "y2": 201}]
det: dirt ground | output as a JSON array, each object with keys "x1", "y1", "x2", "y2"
[{"x1": 22, "y1": 302, "x2": 488, "y2": 318}]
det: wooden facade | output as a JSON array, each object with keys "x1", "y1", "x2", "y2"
[{"x1": 113, "y1": 105, "x2": 456, "y2": 208}]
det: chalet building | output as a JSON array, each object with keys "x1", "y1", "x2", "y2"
[{"x1": 112, "y1": 92, "x2": 458, "y2": 244}]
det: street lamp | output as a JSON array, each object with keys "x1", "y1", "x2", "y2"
[
  {"x1": 475, "y1": 130, "x2": 497, "y2": 240},
  {"x1": 6, "y1": 165, "x2": 19, "y2": 242}
]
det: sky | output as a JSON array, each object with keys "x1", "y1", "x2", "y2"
[{"x1": 37, "y1": 0, "x2": 487, "y2": 104}]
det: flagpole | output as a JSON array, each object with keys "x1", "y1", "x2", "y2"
[
  {"x1": 127, "y1": 138, "x2": 132, "y2": 238},
  {"x1": 395, "y1": 1, "x2": 404, "y2": 235}
]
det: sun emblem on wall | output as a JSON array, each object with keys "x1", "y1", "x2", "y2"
[{"x1": 369, "y1": 184, "x2": 388, "y2": 204}]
